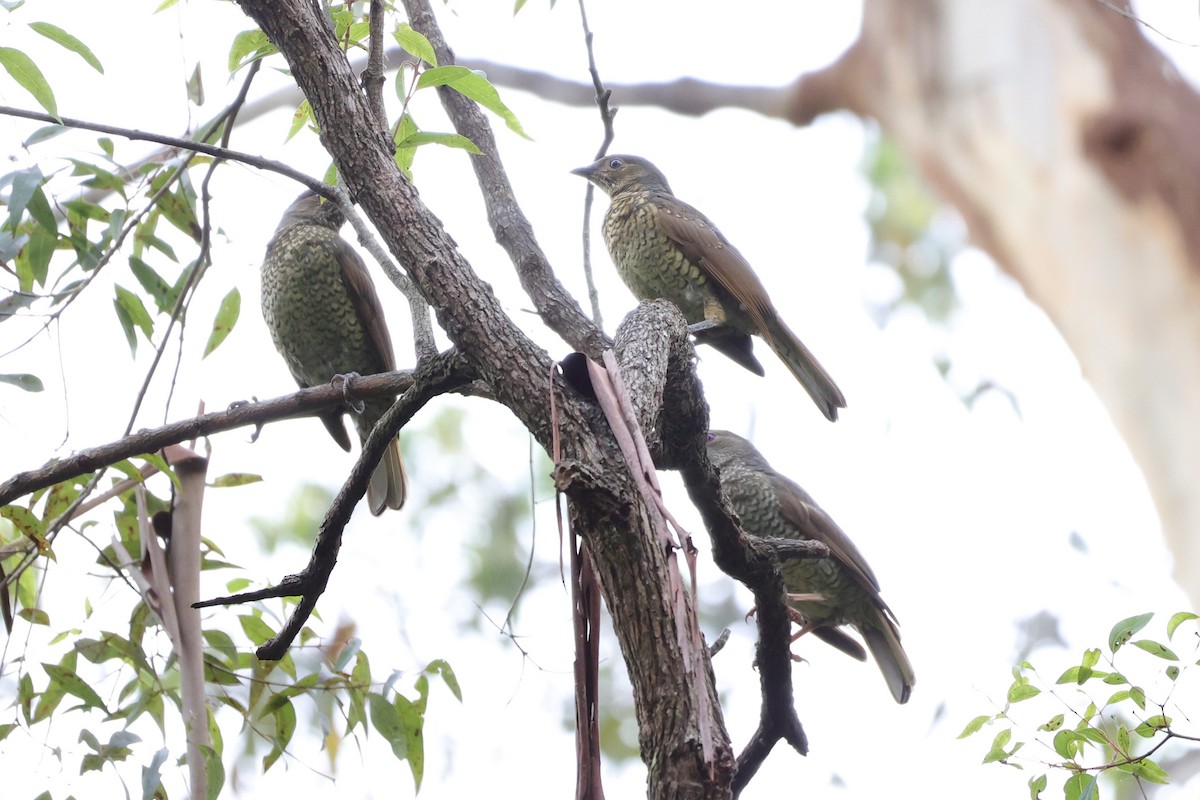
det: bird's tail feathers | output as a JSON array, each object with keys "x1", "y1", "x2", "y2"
[
  {"x1": 763, "y1": 316, "x2": 846, "y2": 421},
  {"x1": 367, "y1": 438, "x2": 408, "y2": 515},
  {"x1": 861, "y1": 616, "x2": 914, "y2": 704}
]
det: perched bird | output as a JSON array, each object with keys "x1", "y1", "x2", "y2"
[
  {"x1": 572, "y1": 155, "x2": 846, "y2": 421},
  {"x1": 706, "y1": 430, "x2": 913, "y2": 703},
  {"x1": 260, "y1": 191, "x2": 407, "y2": 515}
]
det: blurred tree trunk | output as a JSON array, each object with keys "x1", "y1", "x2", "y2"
[
  {"x1": 822, "y1": 0, "x2": 1200, "y2": 603},
  {"x1": 506, "y1": 0, "x2": 1200, "y2": 601}
]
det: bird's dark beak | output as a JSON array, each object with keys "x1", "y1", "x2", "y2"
[{"x1": 570, "y1": 164, "x2": 596, "y2": 179}]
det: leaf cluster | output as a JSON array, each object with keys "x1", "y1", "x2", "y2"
[{"x1": 960, "y1": 611, "x2": 1200, "y2": 800}]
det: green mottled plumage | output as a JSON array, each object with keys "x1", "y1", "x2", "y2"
[
  {"x1": 572, "y1": 155, "x2": 846, "y2": 421},
  {"x1": 707, "y1": 430, "x2": 913, "y2": 703},
  {"x1": 261, "y1": 192, "x2": 407, "y2": 515}
]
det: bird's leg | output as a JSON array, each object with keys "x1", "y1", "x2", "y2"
[{"x1": 332, "y1": 372, "x2": 366, "y2": 414}]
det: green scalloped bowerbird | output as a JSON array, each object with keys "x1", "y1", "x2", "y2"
[
  {"x1": 573, "y1": 154, "x2": 846, "y2": 421},
  {"x1": 260, "y1": 192, "x2": 407, "y2": 515},
  {"x1": 707, "y1": 430, "x2": 913, "y2": 703}
]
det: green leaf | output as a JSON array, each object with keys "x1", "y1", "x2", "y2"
[
  {"x1": 368, "y1": 692, "x2": 407, "y2": 758},
  {"x1": 157, "y1": 186, "x2": 201, "y2": 241},
  {"x1": 187, "y1": 62, "x2": 204, "y2": 105},
  {"x1": 28, "y1": 22, "x2": 104, "y2": 73},
  {"x1": 1130, "y1": 685, "x2": 1146, "y2": 710},
  {"x1": 239, "y1": 614, "x2": 276, "y2": 646},
  {"x1": 5, "y1": 164, "x2": 45, "y2": 229},
  {"x1": 1127, "y1": 757, "x2": 1170, "y2": 784},
  {"x1": 0, "y1": 47, "x2": 58, "y2": 118},
  {"x1": 2, "y1": 503, "x2": 46, "y2": 544},
  {"x1": 210, "y1": 472, "x2": 262, "y2": 488},
  {"x1": 425, "y1": 658, "x2": 462, "y2": 701},
  {"x1": 1081, "y1": 648, "x2": 1100, "y2": 668},
  {"x1": 202, "y1": 287, "x2": 240, "y2": 357},
  {"x1": 114, "y1": 285, "x2": 154, "y2": 355},
  {"x1": 0, "y1": 373, "x2": 43, "y2": 391},
  {"x1": 982, "y1": 728, "x2": 1012, "y2": 763},
  {"x1": 286, "y1": 99, "x2": 313, "y2": 142},
  {"x1": 142, "y1": 746, "x2": 169, "y2": 800},
  {"x1": 18, "y1": 607, "x2": 50, "y2": 625},
  {"x1": 1052, "y1": 729, "x2": 1085, "y2": 761},
  {"x1": 1037, "y1": 714, "x2": 1064, "y2": 732},
  {"x1": 1028, "y1": 773, "x2": 1047, "y2": 800},
  {"x1": 333, "y1": 637, "x2": 362, "y2": 672},
  {"x1": 395, "y1": 694, "x2": 425, "y2": 790},
  {"x1": 1109, "y1": 612, "x2": 1153, "y2": 652},
  {"x1": 1057, "y1": 666, "x2": 1101, "y2": 685},
  {"x1": 394, "y1": 23, "x2": 437, "y2": 66},
  {"x1": 128, "y1": 257, "x2": 176, "y2": 313},
  {"x1": 43, "y1": 662, "x2": 108, "y2": 712},
  {"x1": 1008, "y1": 682, "x2": 1040, "y2": 703},
  {"x1": 958, "y1": 714, "x2": 991, "y2": 739},
  {"x1": 1132, "y1": 639, "x2": 1178, "y2": 660},
  {"x1": 393, "y1": 113, "x2": 419, "y2": 177},
  {"x1": 201, "y1": 744, "x2": 225, "y2": 800},
  {"x1": 1064, "y1": 773, "x2": 1099, "y2": 800},
  {"x1": 1134, "y1": 714, "x2": 1171, "y2": 737},
  {"x1": 228, "y1": 29, "x2": 276, "y2": 73},
  {"x1": 22, "y1": 220, "x2": 56, "y2": 288},
  {"x1": 397, "y1": 130, "x2": 483, "y2": 155},
  {"x1": 262, "y1": 698, "x2": 295, "y2": 771},
  {"x1": 417, "y1": 65, "x2": 529, "y2": 139},
  {"x1": 1166, "y1": 665, "x2": 1180, "y2": 680},
  {"x1": 1166, "y1": 611, "x2": 1197, "y2": 639}
]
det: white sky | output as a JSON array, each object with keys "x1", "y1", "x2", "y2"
[{"x1": 1, "y1": 1, "x2": 1199, "y2": 798}]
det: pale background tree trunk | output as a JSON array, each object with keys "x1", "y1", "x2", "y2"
[
  {"x1": 489, "y1": 0, "x2": 1200, "y2": 603},
  {"x1": 829, "y1": 0, "x2": 1200, "y2": 604}
]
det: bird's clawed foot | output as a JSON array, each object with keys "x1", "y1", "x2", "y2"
[
  {"x1": 227, "y1": 398, "x2": 263, "y2": 442},
  {"x1": 332, "y1": 372, "x2": 366, "y2": 413},
  {"x1": 687, "y1": 319, "x2": 723, "y2": 336}
]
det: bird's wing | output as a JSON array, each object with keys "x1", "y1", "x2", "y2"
[
  {"x1": 770, "y1": 470, "x2": 886, "y2": 600},
  {"x1": 655, "y1": 194, "x2": 777, "y2": 331},
  {"x1": 335, "y1": 239, "x2": 398, "y2": 373}
]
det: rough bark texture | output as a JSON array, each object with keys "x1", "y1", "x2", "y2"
[
  {"x1": 232, "y1": 1, "x2": 736, "y2": 796},
  {"x1": 808, "y1": 0, "x2": 1200, "y2": 601}
]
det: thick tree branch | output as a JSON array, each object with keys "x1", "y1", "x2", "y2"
[{"x1": 610, "y1": 302, "x2": 811, "y2": 791}]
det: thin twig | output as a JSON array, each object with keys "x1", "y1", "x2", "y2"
[
  {"x1": 0, "y1": 361, "x2": 483, "y2": 509},
  {"x1": 575, "y1": 0, "x2": 616, "y2": 328},
  {"x1": 0, "y1": 105, "x2": 330, "y2": 195}
]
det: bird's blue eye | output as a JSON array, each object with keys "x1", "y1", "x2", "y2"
[
  {"x1": 706, "y1": 432, "x2": 716, "y2": 443},
  {"x1": 608, "y1": 158, "x2": 623, "y2": 169}
]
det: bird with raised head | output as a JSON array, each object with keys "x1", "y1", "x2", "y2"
[
  {"x1": 260, "y1": 191, "x2": 407, "y2": 515},
  {"x1": 572, "y1": 154, "x2": 846, "y2": 421},
  {"x1": 706, "y1": 429, "x2": 913, "y2": 703}
]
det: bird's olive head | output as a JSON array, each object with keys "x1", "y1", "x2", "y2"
[
  {"x1": 571, "y1": 154, "x2": 673, "y2": 197},
  {"x1": 706, "y1": 429, "x2": 771, "y2": 473},
  {"x1": 277, "y1": 190, "x2": 346, "y2": 233}
]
